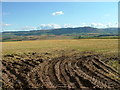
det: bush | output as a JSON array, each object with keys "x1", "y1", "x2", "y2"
[{"x1": 74, "y1": 35, "x2": 82, "y2": 39}]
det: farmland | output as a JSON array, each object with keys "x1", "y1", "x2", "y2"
[
  {"x1": 2, "y1": 39, "x2": 120, "y2": 89},
  {"x1": 2, "y1": 1, "x2": 119, "y2": 89},
  {"x1": 2, "y1": 39, "x2": 118, "y2": 55}
]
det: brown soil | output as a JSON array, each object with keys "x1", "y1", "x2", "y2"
[{"x1": 2, "y1": 51, "x2": 120, "y2": 89}]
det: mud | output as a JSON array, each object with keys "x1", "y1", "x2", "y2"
[{"x1": 2, "y1": 51, "x2": 120, "y2": 89}]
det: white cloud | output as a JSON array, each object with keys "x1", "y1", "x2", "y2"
[
  {"x1": 80, "y1": 23, "x2": 91, "y2": 27},
  {"x1": 3, "y1": 24, "x2": 12, "y2": 26},
  {"x1": 0, "y1": 23, "x2": 12, "y2": 26},
  {"x1": 106, "y1": 22, "x2": 118, "y2": 28},
  {"x1": 52, "y1": 11, "x2": 64, "y2": 16},
  {"x1": 3, "y1": 22, "x2": 117, "y2": 32},
  {"x1": 90, "y1": 22, "x2": 118, "y2": 28},
  {"x1": 91, "y1": 23, "x2": 106, "y2": 28},
  {"x1": 37, "y1": 24, "x2": 81, "y2": 30},
  {"x1": 37, "y1": 24, "x2": 62, "y2": 30},
  {"x1": 21, "y1": 26, "x2": 37, "y2": 30},
  {"x1": 63, "y1": 24, "x2": 81, "y2": 28},
  {"x1": 63, "y1": 24, "x2": 73, "y2": 28}
]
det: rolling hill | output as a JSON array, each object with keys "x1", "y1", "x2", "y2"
[{"x1": 2, "y1": 27, "x2": 118, "y2": 41}]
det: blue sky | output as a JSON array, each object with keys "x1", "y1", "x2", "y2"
[{"x1": 2, "y1": 2, "x2": 118, "y2": 31}]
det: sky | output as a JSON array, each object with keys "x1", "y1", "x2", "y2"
[{"x1": 2, "y1": 2, "x2": 118, "y2": 31}]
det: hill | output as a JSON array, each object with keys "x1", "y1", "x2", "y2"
[{"x1": 2, "y1": 27, "x2": 118, "y2": 41}]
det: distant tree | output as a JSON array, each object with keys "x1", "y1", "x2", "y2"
[
  {"x1": 74, "y1": 35, "x2": 82, "y2": 39},
  {"x1": 77, "y1": 36, "x2": 82, "y2": 39}
]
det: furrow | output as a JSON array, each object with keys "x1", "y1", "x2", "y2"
[
  {"x1": 76, "y1": 60, "x2": 119, "y2": 88},
  {"x1": 40, "y1": 60, "x2": 56, "y2": 88},
  {"x1": 48, "y1": 59, "x2": 66, "y2": 88},
  {"x1": 59, "y1": 59, "x2": 76, "y2": 88},
  {"x1": 93, "y1": 58, "x2": 120, "y2": 76},
  {"x1": 65, "y1": 61, "x2": 84, "y2": 89}
]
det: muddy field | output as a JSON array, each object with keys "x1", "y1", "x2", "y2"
[{"x1": 2, "y1": 50, "x2": 120, "y2": 89}]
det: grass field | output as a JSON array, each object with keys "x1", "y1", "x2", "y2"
[{"x1": 2, "y1": 39, "x2": 118, "y2": 56}]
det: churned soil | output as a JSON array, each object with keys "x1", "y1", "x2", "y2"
[{"x1": 2, "y1": 51, "x2": 120, "y2": 89}]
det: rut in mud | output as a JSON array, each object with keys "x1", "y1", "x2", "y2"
[{"x1": 2, "y1": 51, "x2": 120, "y2": 89}]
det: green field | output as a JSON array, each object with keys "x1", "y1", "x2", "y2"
[{"x1": 2, "y1": 39, "x2": 118, "y2": 56}]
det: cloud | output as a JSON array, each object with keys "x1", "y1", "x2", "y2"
[
  {"x1": 52, "y1": 11, "x2": 64, "y2": 16},
  {"x1": 63, "y1": 24, "x2": 74, "y2": 28},
  {"x1": 21, "y1": 26, "x2": 37, "y2": 30},
  {"x1": 0, "y1": 23, "x2": 12, "y2": 26},
  {"x1": 30, "y1": 23, "x2": 118, "y2": 31},
  {"x1": 91, "y1": 23, "x2": 106, "y2": 28},
  {"x1": 37, "y1": 24, "x2": 82, "y2": 30},
  {"x1": 3, "y1": 22, "x2": 117, "y2": 32},
  {"x1": 106, "y1": 22, "x2": 118, "y2": 28},
  {"x1": 90, "y1": 22, "x2": 118, "y2": 28},
  {"x1": 37, "y1": 24, "x2": 62, "y2": 30},
  {"x1": 3, "y1": 24, "x2": 12, "y2": 26}
]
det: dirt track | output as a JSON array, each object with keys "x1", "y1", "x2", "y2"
[{"x1": 2, "y1": 51, "x2": 120, "y2": 89}]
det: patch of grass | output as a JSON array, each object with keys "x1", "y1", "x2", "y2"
[
  {"x1": 2, "y1": 39, "x2": 118, "y2": 56},
  {"x1": 107, "y1": 60, "x2": 120, "y2": 73}
]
